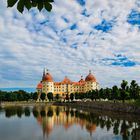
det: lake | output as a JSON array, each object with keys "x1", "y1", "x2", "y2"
[{"x1": 0, "y1": 105, "x2": 140, "y2": 140}]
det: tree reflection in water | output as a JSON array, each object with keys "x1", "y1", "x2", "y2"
[{"x1": 2, "y1": 105, "x2": 140, "y2": 140}]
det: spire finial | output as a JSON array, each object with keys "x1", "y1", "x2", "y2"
[
  {"x1": 89, "y1": 70, "x2": 91, "y2": 74},
  {"x1": 46, "y1": 68, "x2": 49, "y2": 73},
  {"x1": 42, "y1": 68, "x2": 46, "y2": 80}
]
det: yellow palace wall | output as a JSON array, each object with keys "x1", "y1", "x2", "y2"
[{"x1": 41, "y1": 81, "x2": 99, "y2": 97}]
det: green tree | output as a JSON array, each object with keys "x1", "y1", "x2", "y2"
[
  {"x1": 11, "y1": 92, "x2": 18, "y2": 101},
  {"x1": 112, "y1": 85, "x2": 119, "y2": 102},
  {"x1": 47, "y1": 92, "x2": 53, "y2": 101},
  {"x1": 65, "y1": 93, "x2": 69, "y2": 101},
  {"x1": 99, "y1": 88, "x2": 105, "y2": 100},
  {"x1": 4, "y1": 92, "x2": 11, "y2": 101},
  {"x1": 0, "y1": 91, "x2": 5, "y2": 101},
  {"x1": 88, "y1": 90, "x2": 95, "y2": 101},
  {"x1": 120, "y1": 80, "x2": 128, "y2": 103},
  {"x1": 70, "y1": 93, "x2": 74, "y2": 101},
  {"x1": 105, "y1": 88, "x2": 111, "y2": 100},
  {"x1": 33, "y1": 92, "x2": 38, "y2": 100},
  {"x1": 130, "y1": 80, "x2": 140, "y2": 100},
  {"x1": 75, "y1": 92, "x2": 79, "y2": 100},
  {"x1": 92, "y1": 89, "x2": 99, "y2": 101},
  {"x1": 40, "y1": 92, "x2": 46, "y2": 101},
  {"x1": 7, "y1": 0, "x2": 54, "y2": 13},
  {"x1": 55, "y1": 94, "x2": 60, "y2": 101}
]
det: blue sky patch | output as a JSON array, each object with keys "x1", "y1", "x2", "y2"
[
  {"x1": 111, "y1": 61, "x2": 136, "y2": 67},
  {"x1": 127, "y1": 10, "x2": 140, "y2": 28},
  {"x1": 102, "y1": 54, "x2": 136, "y2": 67},
  {"x1": 71, "y1": 43, "x2": 78, "y2": 49},
  {"x1": 81, "y1": 9, "x2": 90, "y2": 17},
  {"x1": 76, "y1": 0, "x2": 86, "y2": 6},
  {"x1": 70, "y1": 23, "x2": 77, "y2": 30},
  {"x1": 40, "y1": 20, "x2": 49, "y2": 25},
  {"x1": 61, "y1": 37, "x2": 67, "y2": 43},
  {"x1": 94, "y1": 19, "x2": 115, "y2": 32},
  {"x1": 77, "y1": 32, "x2": 84, "y2": 35},
  {"x1": 61, "y1": 16, "x2": 69, "y2": 23}
]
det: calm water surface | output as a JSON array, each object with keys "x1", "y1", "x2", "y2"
[{"x1": 0, "y1": 105, "x2": 140, "y2": 140}]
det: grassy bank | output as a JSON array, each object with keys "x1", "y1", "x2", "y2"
[
  {"x1": 54, "y1": 101, "x2": 140, "y2": 115},
  {"x1": 0, "y1": 101, "x2": 53, "y2": 107},
  {"x1": 1, "y1": 100, "x2": 140, "y2": 115}
]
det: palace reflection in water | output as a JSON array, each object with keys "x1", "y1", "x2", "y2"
[{"x1": 1, "y1": 105, "x2": 140, "y2": 140}]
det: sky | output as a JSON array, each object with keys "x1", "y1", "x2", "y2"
[{"x1": 0, "y1": 0, "x2": 140, "y2": 89}]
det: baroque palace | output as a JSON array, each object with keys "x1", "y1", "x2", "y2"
[{"x1": 36, "y1": 69, "x2": 99, "y2": 99}]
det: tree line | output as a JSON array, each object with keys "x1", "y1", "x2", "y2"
[
  {"x1": 0, "y1": 80, "x2": 140, "y2": 103},
  {"x1": 0, "y1": 90, "x2": 37, "y2": 102},
  {"x1": 0, "y1": 90, "x2": 54, "y2": 102},
  {"x1": 71, "y1": 80, "x2": 140, "y2": 103}
]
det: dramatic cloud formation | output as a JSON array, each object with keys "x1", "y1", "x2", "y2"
[{"x1": 0, "y1": 0, "x2": 140, "y2": 88}]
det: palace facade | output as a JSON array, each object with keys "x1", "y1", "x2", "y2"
[{"x1": 36, "y1": 69, "x2": 99, "y2": 99}]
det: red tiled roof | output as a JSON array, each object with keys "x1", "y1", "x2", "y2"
[
  {"x1": 44, "y1": 73, "x2": 53, "y2": 82},
  {"x1": 61, "y1": 76, "x2": 72, "y2": 84},
  {"x1": 37, "y1": 83, "x2": 42, "y2": 89},
  {"x1": 54, "y1": 82, "x2": 61, "y2": 85},
  {"x1": 85, "y1": 73, "x2": 96, "y2": 82}
]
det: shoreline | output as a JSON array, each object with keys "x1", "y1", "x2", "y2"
[
  {"x1": 53, "y1": 101, "x2": 140, "y2": 114},
  {"x1": 54, "y1": 101, "x2": 140, "y2": 122},
  {"x1": 0, "y1": 101, "x2": 53, "y2": 107},
  {"x1": 1, "y1": 101, "x2": 140, "y2": 114},
  {"x1": 1, "y1": 101, "x2": 140, "y2": 122}
]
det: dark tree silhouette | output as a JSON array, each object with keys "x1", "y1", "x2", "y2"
[
  {"x1": 47, "y1": 92, "x2": 53, "y2": 101},
  {"x1": 130, "y1": 80, "x2": 140, "y2": 100},
  {"x1": 65, "y1": 93, "x2": 69, "y2": 101},
  {"x1": 112, "y1": 85, "x2": 119, "y2": 102},
  {"x1": 40, "y1": 92, "x2": 46, "y2": 101},
  {"x1": 7, "y1": 0, "x2": 54, "y2": 13},
  {"x1": 33, "y1": 92, "x2": 38, "y2": 101},
  {"x1": 55, "y1": 94, "x2": 60, "y2": 101},
  {"x1": 120, "y1": 80, "x2": 128, "y2": 103},
  {"x1": 70, "y1": 93, "x2": 74, "y2": 101}
]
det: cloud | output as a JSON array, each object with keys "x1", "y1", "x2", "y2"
[{"x1": 0, "y1": 0, "x2": 140, "y2": 88}]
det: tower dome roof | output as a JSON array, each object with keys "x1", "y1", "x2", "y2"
[
  {"x1": 45, "y1": 72, "x2": 53, "y2": 82},
  {"x1": 85, "y1": 71, "x2": 96, "y2": 82},
  {"x1": 61, "y1": 76, "x2": 72, "y2": 84},
  {"x1": 37, "y1": 82, "x2": 42, "y2": 89},
  {"x1": 78, "y1": 76, "x2": 86, "y2": 85}
]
